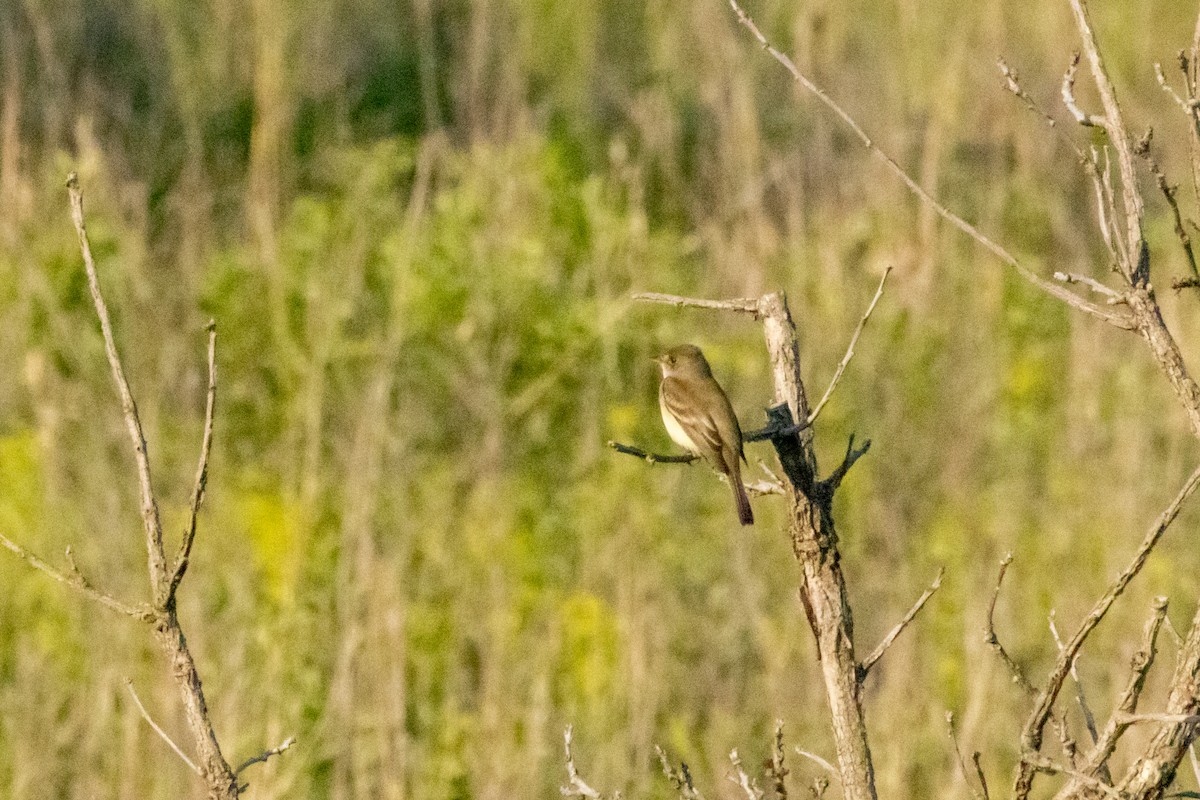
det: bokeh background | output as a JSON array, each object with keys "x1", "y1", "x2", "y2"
[{"x1": 3, "y1": 1, "x2": 1200, "y2": 797}]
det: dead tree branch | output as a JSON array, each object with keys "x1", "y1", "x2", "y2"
[
  {"x1": 125, "y1": 678, "x2": 200, "y2": 775},
  {"x1": 0, "y1": 174, "x2": 280, "y2": 799},
  {"x1": 808, "y1": 267, "x2": 892, "y2": 425},
  {"x1": 983, "y1": 553, "x2": 1037, "y2": 696},
  {"x1": 1016, "y1": 464, "x2": 1200, "y2": 799},
  {"x1": 724, "y1": 0, "x2": 1136, "y2": 332},
  {"x1": 860, "y1": 567, "x2": 944, "y2": 676}
]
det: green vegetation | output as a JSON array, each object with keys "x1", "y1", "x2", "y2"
[{"x1": 3, "y1": 1, "x2": 1200, "y2": 797}]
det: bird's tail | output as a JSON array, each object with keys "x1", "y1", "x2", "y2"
[{"x1": 730, "y1": 465, "x2": 754, "y2": 526}]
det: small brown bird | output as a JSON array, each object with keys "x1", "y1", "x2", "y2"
[{"x1": 655, "y1": 344, "x2": 753, "y2": 526}]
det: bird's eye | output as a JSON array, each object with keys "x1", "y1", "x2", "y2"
[{"x1": 668, "y1": 356, "x2": 675, "y2": 365}]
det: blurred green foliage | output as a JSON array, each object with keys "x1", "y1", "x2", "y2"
[{"x1": 3, "y1": 0, "x2": 1200, "y2": 798}]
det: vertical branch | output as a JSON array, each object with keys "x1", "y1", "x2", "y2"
[
  {"x1": 65, "y1": 175, "x2": 241, "y2": 800},
  {"x1": 67, "y1": 174, "x2": 169, "y2": 604}
]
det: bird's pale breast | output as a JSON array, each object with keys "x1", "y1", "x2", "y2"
[{"x1": 660, "y1": 393, "x2": 699, "y2": 452}]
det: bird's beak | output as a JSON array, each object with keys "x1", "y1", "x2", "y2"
[{"x1": 650, "y1": 354, "x2": 664, "y2": 364}]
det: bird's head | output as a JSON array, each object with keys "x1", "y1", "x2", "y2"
[{"x1": 653, "y1": 344, "x2": 713, "y2": 379}]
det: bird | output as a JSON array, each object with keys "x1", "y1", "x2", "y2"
[{"x1": 654, "y1": 344, "x2": 753, "y2": 525}]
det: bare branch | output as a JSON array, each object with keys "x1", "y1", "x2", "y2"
[
  {"x1": 818, "y1": 434, "x2": 871, "y2": 496},
  {"x1": 1062, "y1": 52, "x2": 1106, "y2": 128},
  {"x1": 729, "y1": 750, "x2": 765, "y2": 800},
  {"x1": 769, "y1": 720, "x2": 790, "y2": 800},
  {"x1": 66, "y1": 173, "x2": 169, "y2": 603},
  {"x1": 946, "y1": 712, "x2": 988, "y2": 800},
  {"x1": 971, "y1": 753, "x2": 990, "y2": 800},
  {"x1": 1024, "y1": 753, "x2": 1122, "y2": 800},
  {"x1": 0, "y1": 533, "x2": 151, "y2": 620},
  {"x1": 656, "y1": 745, "x2": 706, "y2": 800},
  {"x1": 997, "y1": 57, "x2": 1086, "y2": 158},
  {"x1": 634, "y1": 292, "x2": 762, "y2": 317},
  {"x1": 561, "y1": 726, "x2": 603, "y2": 800},
  {"x1": 1053, "y1": 271, "x2": 1122, "y2": 300},
  {"x1": 808, "y1": 267, "x2": 891, "y2": 425},
  {"x1": 168, "y1": 321, "x2": 218, "y2": 606},
  {"x1": 983, "y1": 553, "x2": 1037, "y2": 696},
  {"x1": 860, "y1": 567, "x2": 944, "y2": 676},
  {"x1": 125, "y1": 678, "x2": 200, "y2": 775},
  {"x1": 793, "y1": 748, "x2": 839, "y2": 781},
  {"x1": 1048, "y1": 610, "x2": 1102, "y2": 748},
  {"x1": 1068, "y1": 0, "x2": 1147, "y2": 282},
  {"x1": 1158, "y1": 62, "x2": 1200, "y2": 113},
  {"x1": 607, "y1": 441, "x2": 699, "y2": 464},
  {"x1": 723, "y1": 0, "x2": 1136, "y2": 331},
  {"x1": 1134, "y1": 137, "x2": 1200, "y2": 284},
  {"x1": 235, "y1": 736, "x2": 296, "y2": 776},
  {"x1": 1016, "y1": 464, "x2": 1200, "y2": 797}
]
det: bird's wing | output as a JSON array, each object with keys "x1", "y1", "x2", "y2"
[{"x1": 660, "y1": 377, "x2": 727, "y2": 465}]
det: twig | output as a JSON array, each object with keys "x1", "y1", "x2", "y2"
[
  {"x1": 1048, "y1": 610, "x2": 1101, "y2": 747},
  {"x1": 818, "y1": 434, "x2": 871, "y2": 496},
  {"x1": 1062, "y1": 52, "x2": 1106, "y2": 128},
  {"x1": 793, "y1": 748, "x2": 838, "y2": 781},
  {"x1": 729, "y1": 750, "x2": 765, "y2": 800},
  {"x1": 0, "y1": 533, "x2": 151, "y2": 620},
  {"x1": 983, "y1": 553, "x2": 1037, "y2": 695},
  {"x1": 860, "y1": 567, "x2": 944, "y2": 675},
  {"x1": 946, "y1": 713, "x2": 987, "y2": 800},
  {"x1": 723, "y1": 0, "x2": 1136, "y2": 332},
  {"x1": 608, "y1": 441, "x2": 699, "y2": 464},
  {"x1": 125, "y1": 678, "x2": 200, "y2": 774},
  {"x1": 1023, "y1": 753, "x2": 1122, "y2": 799},
  {"x1": 67, "y1": 173, "x2": 170, "y2": 603},
  {"x1": 1066, "y1": 598, "x2": 1167, "y2": 792},
  {"x1": 235, "y1": 736, "x2": 296, "y2": 776},
  {"x1": 971, "y1": 753, "x2": 990, "y2": 800},
  {"x1": 996, "y1": 57, "x2": 1085, "y2": 158},
  {"x1": 769, "y1": 720, "x2": 789, "y2": 800},
  {"x1": 1135, "y1": 137, "x2": 1200, "y2": 284},
  {"x1": 807, "y1": 267, "x2": 891, "y2": 425},
  {"x1": 1016, "y1": 463, "x2": 1200, "y2": 794},
  {"x1": 562, "y1": 726, "x2": 603, "y2": 799},
  {"x1": 1158, "y1": 62, "x2": 1200, "y2": 114},
  {"x1": 1114, "y1": 713, "x2": 1200, "y2": 726},
  {"x1": 656, "y1": 746, "x2": 706, "y2": 800},
  {"x1": 1067, "y1": 0, "x2": 1147, "y2": 283},
  {"x1": 634, "y1": 292, "x2": 763, "y2": 317},
  {"x1": 168, "y1": 321, "x2": 218, "y2": 606},
  {"x1": 1053, "y1": 271, "x2": 1121, "y2": 299}
]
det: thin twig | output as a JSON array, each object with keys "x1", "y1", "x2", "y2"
[
  {"x1": 168, "y1": 321, "x2": 218, "y2": 606},
  {"x1": 1065, "y1": 598, "x2": 1167, "y2": 792},
  {"x1": 818, "y1": 434, "x2": 871, "y2": 496},
  {"x1": 1067, "y1": 0, "x2": 1147, "y2": 283},
  {"x1": 1062, "y1": 52, "x2": 1106, "y2": 128},
  {"x1": 634, "y1": 292, "x2": 762, "y2": 317},
  {"x1": 608, "y1": 441, "x2": 698, "y2": 464},
  {"x1": 983, "y1": 553, "x2": 1037, "y2": 695},
  {"x1": 0, "y1": 533, "x2": 151, "y2": 620},
  {"x1": 1017, "y1": 463, "x2": 1200, "y2": 784},
  {"x1": 860, "y1": 567, "x2": 944, "y2": 675},
  {"x1": 67, "y1": 173, "x2": 169, "y2": 603},
  {"x1": 125, "y1": 678, "x2": 200, "y2": 774},
  {"x1": 808, "y1": 267, "x2": 891, "y2": 425},
  {"x1": 769, "y1": 720, "x2": 789, "y2": 800},
  {"x1": 1048, "y1": 611, "x2": 1101, "y2": 747},
  {"x1": 1135, "y1": 138, "x2": 1200, "y2": 283},
  {"x1": 729, "y1": 750, "x2": 765, "y2": 800},
  {"x1": 235, "y1": 736, "x2": 296, "y2": 776},
  {"x1": 946, "y1": 712, "x2": 987, "y2": 800},
  {"x1": 1053, "y1": 271, "x2": 1121, "y2": 299},
  {"x1": 996, "y1": 57, "x2": 1086, "y2": 159},
  {"x1": 1023, "y1": 753, "x2": 1121, "y2": 799},
  {"x1": 562, "y1": 726, "x2": 603, "y2": 799},
  {"x1": 657, "y1": 745, "x2": 706, "y2": 800},
  {"x1": 723, "y1": 0, "x2": 1136, "y2": 331},
  {"x1": 971, "y1": 753, "x2": 990, "y2": 800},
  {"x1": 793, "y1": 748, "x2": 838, "y2": 782}
]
